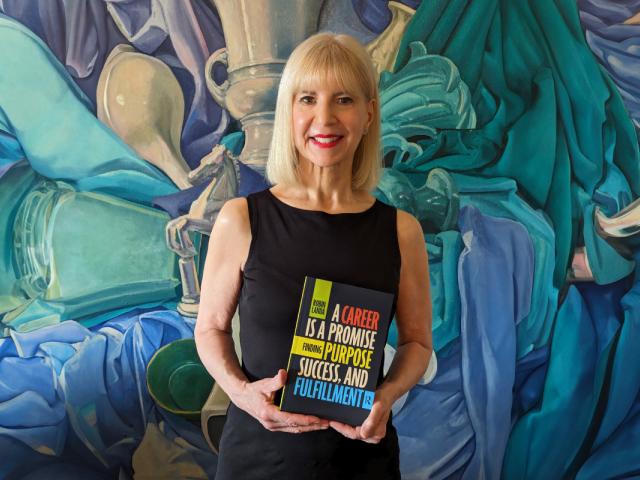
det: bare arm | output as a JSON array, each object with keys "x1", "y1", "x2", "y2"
[
  {"x1": 377, "y1": 209, "x2": 433, "y2": 404},
  {"x1": 331, "y1": 209, "x2": 433, "y2": 442},
  {"x1": 194, "y1": 197, "x2": 250, "y2": 402},
  {"x1": 194, "y1": 197, "x2": 329, "y2": 433}
]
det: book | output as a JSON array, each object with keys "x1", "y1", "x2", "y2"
[{"x1": 279, "y1": 276, "x2": 395, "y2": 426}]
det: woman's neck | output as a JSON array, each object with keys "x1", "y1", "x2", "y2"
[
  {"x1": 293, "y1": 156, "x2": 356, "y2": 200},
  {"x1": 270, "y1": 154, "x2": 375, "y2": 213}
]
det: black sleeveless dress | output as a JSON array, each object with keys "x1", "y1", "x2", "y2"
[{"x1": 215, "y1": 188, "x2": 402, "y2": 480}]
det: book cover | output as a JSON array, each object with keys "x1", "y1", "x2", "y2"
[{"x1": 279, "y1": 276, "x2": 395, "y2": 426}]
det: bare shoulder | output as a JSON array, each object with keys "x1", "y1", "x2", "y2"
[
  {"x1": 215, "y1": 197, "x2": 249, "y2": 230},
  {"x1": 396, "y1": 209, "x2": 424, "y2": 251},
  {"x1": 208, "y1": 196, "x2": 251, "y2": 269},
  {"x1": 211, "y1": 197, "x2": 251, "y2": 242}
]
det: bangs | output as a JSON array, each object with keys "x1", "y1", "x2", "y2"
[{"x1": 290, "y1": 41, "x2": 372, "y2": 99}]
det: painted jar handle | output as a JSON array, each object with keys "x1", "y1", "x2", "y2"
[{"x1": 205, "y1": 48, "x2": 229, "y2": 109}]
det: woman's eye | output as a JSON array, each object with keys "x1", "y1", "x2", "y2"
[
  {"x1": 337, "y1": 97, "x2": 353, "y2": 104},
  {"x1": 299, "y1": 96, "x2": 315, "y2": 104}
]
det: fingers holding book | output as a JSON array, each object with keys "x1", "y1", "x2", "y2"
[
  {"x1": 358, "y1": 399, "x2": 390, "y2": 443},
  {"x1": 329, "y1": 396, "x2": 390, "y2": 444},
  {"x1": 235, "y1": 369, "x2": 330, "y2": 433}
]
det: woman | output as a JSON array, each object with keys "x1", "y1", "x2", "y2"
[{"x1": 195, "y1": 32, "x2": 432, "y2": 479}]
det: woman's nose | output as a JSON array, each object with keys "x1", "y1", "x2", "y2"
[{"x1": 315, "y1": 101, "x2": 336, "y2": 125}]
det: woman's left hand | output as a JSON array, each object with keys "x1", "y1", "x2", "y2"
[{"x1": 329, "y1": 391, "x2": 392, "y2": 443}]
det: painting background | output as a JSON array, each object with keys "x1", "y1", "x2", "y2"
[{"x1": 0, "y1": 0, "x2": 639, "y2": 478}]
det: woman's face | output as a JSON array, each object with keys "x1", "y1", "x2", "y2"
[{"x1": 291, "y1": 79, "x2": 373, "y2": 172}]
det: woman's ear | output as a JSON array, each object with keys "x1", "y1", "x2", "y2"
[{"x1": 366, "y1": 98, "x2": 376, "y2": 129}]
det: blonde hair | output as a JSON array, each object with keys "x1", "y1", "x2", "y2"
[{"x1": 266, "y1": 32, "x2": 381, "y2": 191}]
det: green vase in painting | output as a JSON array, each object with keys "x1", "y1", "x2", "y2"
[{"x1": 1, "y1": 161, "x2": 189, "y2": 333}]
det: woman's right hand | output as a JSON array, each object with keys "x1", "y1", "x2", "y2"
[{"x1": 232, "y1": 369, "x2": 330, "y2": 434}]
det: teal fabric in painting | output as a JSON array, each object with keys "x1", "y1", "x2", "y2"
[
  {"x1": 0, "y1": 14, "x2": 178, "y2": 206},
  {"x1": 503, "y1": 271, "x2": 640, "y2": 479},
  {"x1": 503, "y1": 284, "x2": 616, "y2": 479},
  {"x1": 576, "y1": 402, "x2": 640, "y2": 480},
  {"x1": 574, "y1": 259, "x2": 640, "y2": 479},
  {"x1": 591, "y1": 266, "x2": 640, "y2": 451},
  {"x1": 425, "y1": 231, "x2": 463, "y2": 353},
  {"x1": 394, "y1": 0, "x2": 640, "y2": 288}
]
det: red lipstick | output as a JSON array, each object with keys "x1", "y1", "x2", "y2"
[{"x1": 310, "y1": 134, "x2": 343, "y2": 149}]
